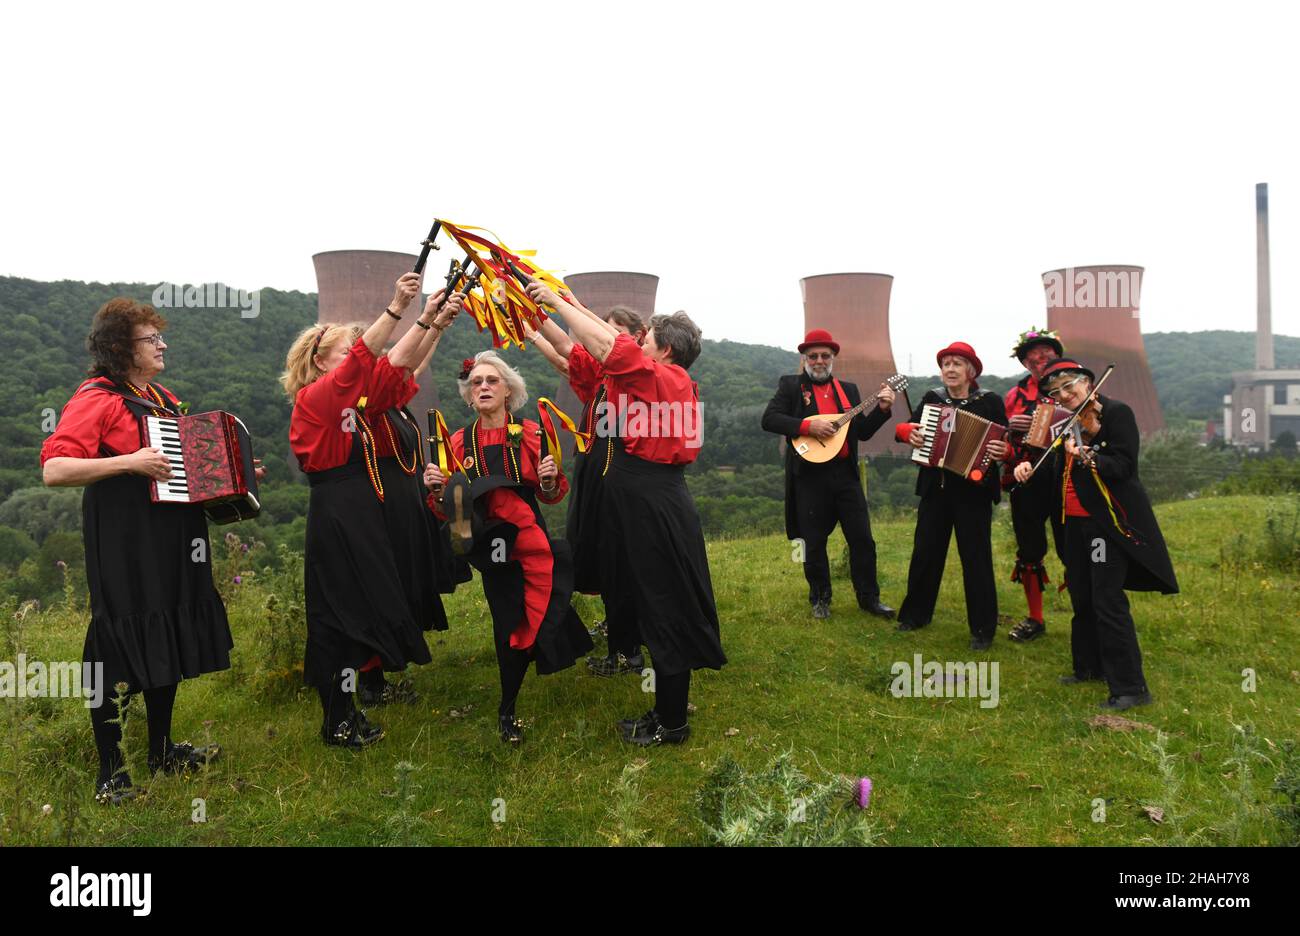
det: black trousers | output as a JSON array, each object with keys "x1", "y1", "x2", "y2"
[
  {"x1": 1062, "y1": 517, "x2": 1148, "y2": 696},
  {"x1": 795, "y1": 462, "x2": 880, "y2": 605},
  {"x1": 897, "y1": 485, "x2": 998, "y2": 637},
  {"x1": 1009, "y1": 470, "x2": 1054, "y2": 564}
]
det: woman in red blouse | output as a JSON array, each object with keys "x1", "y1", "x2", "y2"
[
  {"x1": 42, "y1": 298, "x2": 259, "y2": 805},
  {"x1": 283, "y1": 273, "x2": 462, "y2": 748},
  {"x1": 526, "y1": 306, "x2": 648, "y2": 676},
  {"x1": 423, "y1": 351, "x2": 592, "y2": 743},
  {"x1": 525, "y1": 281, "x2": 725, "y2": 747}
]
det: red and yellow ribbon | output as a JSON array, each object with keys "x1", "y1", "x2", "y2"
[
  {"x1": 537, "y1": 397, "x2": 590, "y2": 473},
  {"x1": 430, "y1": 408, "x2": 465, "y2": 476}
]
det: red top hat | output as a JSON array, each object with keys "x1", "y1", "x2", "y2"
[
  {"x1": 798, "y1": 328, "x2": 840, "y2": 356},
  {"x1": 936, "y1": 341, "x2": 983, "y2": 377}
]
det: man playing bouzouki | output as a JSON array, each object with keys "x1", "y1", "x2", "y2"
[{"x1": 762, "y1": 329, "x2": 897, "y2": 621}]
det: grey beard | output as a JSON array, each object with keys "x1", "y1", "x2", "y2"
[{"x1": 804, "y1": 363, "x2": 833, "y2": 384}]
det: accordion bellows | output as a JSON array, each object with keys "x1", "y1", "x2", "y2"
[{"x1": 911, "y1": 403, "x2": 1007, "y2": 482}]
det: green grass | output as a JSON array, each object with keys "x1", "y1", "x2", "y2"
[{"x1": 3, "y1": 495, "x2": 1298, "y2": 846}]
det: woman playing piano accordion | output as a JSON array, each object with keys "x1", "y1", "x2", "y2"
[
  {"x1": 893, "y1": 342, "x2": 1010, "y2": 650},
  {"x1": 283, "y1": 274, "x2": 461, "y2": 748},
  {"x1": 42, "y1": 298, "x2": 253, "y2": 805},
  {"x1": 422, "y1": 351, "x2": 592, "y2": 744}
]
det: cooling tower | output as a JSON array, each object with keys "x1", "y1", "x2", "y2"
[
  {"x1": 1042, "y1": 265, "x2": 1164, "y2": 435},
  {"x1": 312, "y1": 249, "x2": 440, "y2": 420},
  {"x1": 800, "y1": 273, "x2": 904, "y2": 455},
  {"x1": 551, "y1": 272, "x2": 659, "y2": 453}
]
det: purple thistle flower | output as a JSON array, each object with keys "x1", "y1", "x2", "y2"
[
  {"x1": 856, "y1": 777, "x2": 873, "y2": 809},
  {"x1": 233, "y1": 575, "x2": 243, "y2": 585},
  {"x1": 241, "y1": 543, "x2": 249, "y2": 553}
]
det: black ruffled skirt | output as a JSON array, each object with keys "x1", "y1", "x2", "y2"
[
  {"x1": 565, "y1": 445, "x2": 609, "y2": 595},
  {"x1": 377, "y1": 456, "x2": 450, "y2": 631},
  {"x1": 304, "y1": 462, "x2": 432, "y2": 687},
  {"x1": 600, "y1": 446, "x2": 726, "y2": 676},
  {"x1": 81, "y1": 472, "x2": 233, "y2": 692}
]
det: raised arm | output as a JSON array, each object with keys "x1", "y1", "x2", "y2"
[
  {"x1": 361, "y1": 273, "x2": 423, "y2": 358},
  {"x1": 526, "y1": 326, "x2": 570, "y2": 378},
  {"x1": 389, "y1": 288, "x2": 465, "y2": 375},
  {"x1": 536, "y1": 316, "x2": 574, "y2": 359},
  {"x1": 526, "y1": 281, "x2": 618, "y2": 362}
]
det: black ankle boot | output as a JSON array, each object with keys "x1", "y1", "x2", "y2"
[
  {"x1": 322, "y1": 708, "x2": 384, "y2": 749},
  {"x1": 498, "y1": 714, "x2": 524, "y2": 744},
  {"x1": 149, "y1": 739, "x2": 221, "y2": 775}
]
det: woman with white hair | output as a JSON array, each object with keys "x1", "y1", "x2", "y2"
[
  {"x1": 893, "y1": 342, "x2": 1010, "y2": 650},
  {"x1": 423, "y1": 350, "x2": 592, "y2": 743},
  {"x1": 283, "y1": 273, "x2": 462, "y2": 748}
]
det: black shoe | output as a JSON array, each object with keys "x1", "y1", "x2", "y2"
[
  {"x1": 587, "y1": 619, "x2": 608, "y2": 639},
  {"x1": 1058, "y1": 673, "x2": 1103, "y2": 685},
  {"x1": 94, "y1": 775, "x2": 138, "y2": 806},
  {"x1": 623, "y1": 712, "x2": 691, "y2": 747},
  {"x1": 446, "y1": 472, "x2": 474, "y2": 556},
  {"x1": 618, "y1": 709, "x2": 658, "y2": 737},
  {"x1": 358, "y1": 679, "x2": 419, "y2": 707},
  {"x1": 1099, "y1": 692, "x2": 1153, "y2": 711},
  {"x1": 896, "y1": 618, "x2": 928, "y2": 632},
  {"x1": 322, "y1": 708, "x2": 385, "y2": 749},
  {"x1": 499, "y1": 714, "x2": 524, "y2": 743},
  {"x1": 969, "y1": 634, "x2": 994, "y2": 651},
  {"x1": 1008, "y1": 618, "x2": 1046, "y2": 642},
  {"x1": 149, "y1": 739, "x2": 221, "y2": 775},
  {"x1": 588, "y1": 652, "x2": 644, "y2": 677},
  {"x1": 811, "y1": 600, "x2": 830, "y2": 620},
  {"x1": 860, "y1": 599, "x2": 896, "y2": 619}
]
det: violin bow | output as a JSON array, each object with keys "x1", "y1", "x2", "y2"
[{"x1": 1017, "y1": 363, "x2": 1117, "y2": 485}]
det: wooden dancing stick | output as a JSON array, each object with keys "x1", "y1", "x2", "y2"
[{"x1": 412, "y1": 220, "x2": 443, "y2": 275}]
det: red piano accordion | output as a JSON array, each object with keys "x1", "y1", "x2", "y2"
[
  {"x1": 910, "y1": 403, "x2": 1007, "y2": 483},
  {"x1": 145, "y1": 411, "x2": 261, "y2": 524}
]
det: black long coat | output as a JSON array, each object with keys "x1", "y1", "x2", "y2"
[
  {"x1": 761, "y1": 373, "x2": 892, "y2": 539},
  {"x1": 1048, "y1": 395, "x2": 1179, "y2": 594}
]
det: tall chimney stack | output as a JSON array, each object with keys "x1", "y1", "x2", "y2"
[{"x1": 1257, "y1": 182, "x2": 1274, "y2": 370}]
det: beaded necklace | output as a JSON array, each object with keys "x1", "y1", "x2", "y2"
[
  {"x1": 354, "y1": 401, "x2": 385, "y2": 502},
  {"x1": 468, "y1": 415, "x2": 523, "y2": 483},
  {"x1": 125, "y1": 381, "x2": 170, "y2": 418},
  {"x1": 380, "y1": 411, "x2": 421, "y2": 476}
]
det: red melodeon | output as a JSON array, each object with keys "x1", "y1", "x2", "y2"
[
  {"x1": 911, "y1": 403, "x2": 1007, "y2": 483},
  {"x1": 145, "y1": 411, "x2": 261, "y2": 524}
]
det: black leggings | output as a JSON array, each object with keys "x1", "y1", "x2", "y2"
[
  {"x1": 496, "y1": 643, "x2": 531, "y2": 718},
  {"x1": 90, "y1": 682, "x2": 178, "y2": 784},
  {"x1": 655, "y1": 669, "x2": 691, "y2": 730}
]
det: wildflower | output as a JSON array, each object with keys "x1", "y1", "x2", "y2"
[{"x1": 233, "y1": 575, "x2": 243, "y2": 585}]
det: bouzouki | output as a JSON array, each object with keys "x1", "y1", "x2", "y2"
[{"x1": 792, "y1": 374, "x2": 909, "y2": 463}]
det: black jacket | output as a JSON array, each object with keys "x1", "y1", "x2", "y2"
[
  {"x1": 761, "y1": 373, "x2": 892, "y2": 539},
  {"x1": 1048, "y1": 395, "x2": 1179, "y2": 594},
  {"x1": 907, "y1": 388, "x2": 1008, "y2": 503}
]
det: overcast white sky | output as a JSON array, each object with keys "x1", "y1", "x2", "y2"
[{"x1": 2, "y1": 0, "x2": 1296, "y2": 376}]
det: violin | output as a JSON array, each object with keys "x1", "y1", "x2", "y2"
[{"x1": 1069, "y1": 399, "x2": 1103, "y2": 466}]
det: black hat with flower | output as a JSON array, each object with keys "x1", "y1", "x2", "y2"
[{"x1": 1011, "y1": 326, "x2": 1064, "y2": 362}]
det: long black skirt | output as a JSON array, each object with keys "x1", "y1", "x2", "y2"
[
  {"x1": 565, "y1": 445, "x2": 609, "y2": 595},
  {"x1": 304, "y1": 464, "x2": 432, "y2": 688},
  {"x1": 601, "y1": 447, "x2": 726, "y2": 676},
  {"x1": 82, "y1": 472, "x2": 233, "y2": 692},
  {"x1": 377, "y1": 456, "x2": 449, "y2": 632},
  {"x1": 465, "y1": 494, "x2": 593, "y2": 675}
]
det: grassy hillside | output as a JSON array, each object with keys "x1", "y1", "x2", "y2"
[{"x1": 4, "y1": 495, "x2": 1296, "y2": 846}]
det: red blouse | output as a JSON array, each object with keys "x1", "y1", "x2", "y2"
[
  {"x1": 567, "y1": 343, "x2": 603, "y2": 405},
  {"x1": 599, "y1": 333, "x2": 701, "y2": 466},
  {"x1": 370, "y1": 371, "x2": 421, "y2": 459},
  {"x1": 41, "y1": 379, "x2": 182, "y2": 464},
  {"x1": 290, "y1": 337, "x2": 413, "y2": 473}
]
